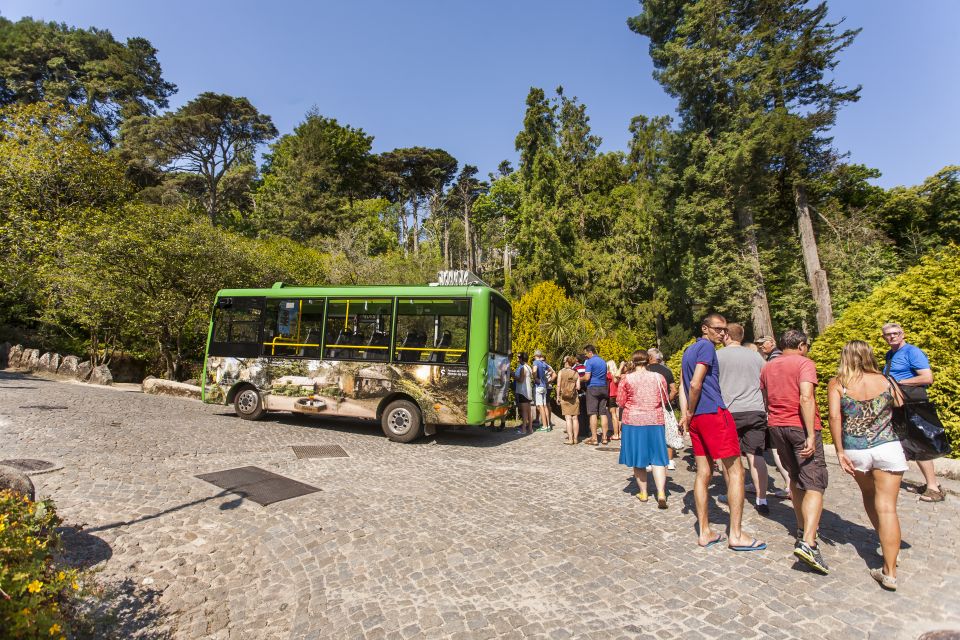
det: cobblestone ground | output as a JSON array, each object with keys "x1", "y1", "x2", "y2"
[{"x1": 2, "y1": 371, "x2": 959, "y2": 640}]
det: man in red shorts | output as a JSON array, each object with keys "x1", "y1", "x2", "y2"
[{"x1": 680, "y1": 313, "x2": 765, "y2": 552}]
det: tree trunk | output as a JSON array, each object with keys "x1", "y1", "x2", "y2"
[
  {"x1": 443, "y1": 222, "x2": 450, "y2": 270},
  {"x1": 736, "y1": 203, "x2": 775, "y2": 339},
  {"x1": 398, "y1": 206, "x2": 408, "y2": 254},
  {"x1": 794, "y1": 183, "x2": 834, "y2": 334},
  {"x1": 411, "y1": 196, "x2": 420, "y2": 255},
  {"x1": 464, "y1": 202, "x2": 474, "y2": 272}
]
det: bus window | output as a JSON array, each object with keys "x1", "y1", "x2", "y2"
[
  {"x1": 489, "y1": 296, "x2": 511, "y2": 355},
  {"x1": 209, "y1": 297, "x2": 264, "y2": 357},
  {"x1": 263, "y1": 299, "x2": 325, "y2": 357},
  {"x1": 323, "y1": 298, "x2": 393, "y2": 362},
  {"x1": 394, "y1": 298, "x2": 469, "y2": 365}
]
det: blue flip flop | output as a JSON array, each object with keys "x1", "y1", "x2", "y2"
[
  {"x1": 729, "y1": 538, "x2": 767, "y2": 552},
  {"x1": 698, "y1": 533, "x2": 725, "y2": 548}
]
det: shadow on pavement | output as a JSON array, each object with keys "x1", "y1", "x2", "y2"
[
  {"x1": 0, "y1": 370, "x2": 53, "y2": 383},
  {"x1": 83, "y1": 489, "x2": 244, "y2": 534}
]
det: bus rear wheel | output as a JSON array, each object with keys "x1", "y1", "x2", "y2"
[
  {"x1": 381, "y1": 399, "x2": 422, "y2": 443},
  {"x1": 234, "y1": 386, "x2": 266, "y2": 420}
]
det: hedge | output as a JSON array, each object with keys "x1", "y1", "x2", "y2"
[{"x1": 808, "y1": 245, "x2": 960, "y2": 457}]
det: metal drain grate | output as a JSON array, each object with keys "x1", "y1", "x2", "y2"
[
  {"x1": 195, "y1": 466, "x2": 320, "y2": 506},
  {"x1": 291, "y1": 444, "x2": 349, "y2": 459},
  {"x1": 19, "y1": 405, "x2": 68, "y2": 410},
  {"x1": 0, "y1": 459, "x2": 56, "y2": 472}
]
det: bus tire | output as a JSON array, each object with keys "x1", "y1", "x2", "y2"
[
  {"x1": 381, "y1": 399, "x2": 422, "y2": 443},
  {"x1": 234, "y1": 385, "x2": 266, "y2": 421}
]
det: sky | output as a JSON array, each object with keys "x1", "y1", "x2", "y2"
[{"x1": 1, "y1": 0, "x2": 957, "y2": 188}]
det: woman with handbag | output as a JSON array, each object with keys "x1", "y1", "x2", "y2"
[
  {"x1": 617, "y1": 350, "x2": 671, "y2": 509},
  {"x1": 827, "y1": 340, "x2": 906, "y2": 591}
]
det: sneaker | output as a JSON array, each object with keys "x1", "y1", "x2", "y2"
[
  {"x1": 718, "y1": 494, "x2": 728, "y2": 504},
  {"x1": 646, "y1": 465, "x2": 652, "y2": 472},
  {"x1": 794, "y1": 540, "x2": 829, "y2": 575},
  {"x1": 667, "y1": 461, "x2": 676, "y2": 471},
  {"x1": 869, "y1": 568, "x2": 897, "y2": 591},
  {"x1": 535, "y1": 426, "x2": 550, "y2": 432},
  {"x1": 772, "y1": 489, "x2": 790, "y2": 499},
  {"x1": 756, "y1": 503, "x2": 770, "y2": 515},
  {"x1": 744, "y1": 482, "x2": 756, "y2": 495}
]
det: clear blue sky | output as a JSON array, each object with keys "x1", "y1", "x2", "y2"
[{"x1": 2, "y1": 0, "x2": 957, "y2": 188}]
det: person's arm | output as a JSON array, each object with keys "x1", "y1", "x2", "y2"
[
  {"x1": 668, "y1": 382, "x2": 678, "y2": 403},
  {"x1": 900, "y1": 368, "x2": 933, "y2": 387},
  {"x1": 678, "y1": 380, "x2": 688, "y2": 433},
  {"x1": 798, "y1": 380, "x2": 817, "y2": 458},
  {"x1": 681, "y1": 363, "x2": 708, "y2": 430},
  {"x1": 827, "y1": 378, "x2": 855, "y2": 476},
  {"x1": 616, "y1": 376, "x2": 629, "y2": 408}
]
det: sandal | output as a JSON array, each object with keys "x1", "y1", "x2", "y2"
[
  {"x1": 919, "y1": 486, "x2": 945, "y2": 503},
  {"x1": 583, "y1": 438, "x2": 598, "y2": 445},
  {"x1": 636, "y1": 492, "x2": 648, "y2": 502},
  {"x1": 657, "y1": 494, "x2": 668, "y2": 510}
]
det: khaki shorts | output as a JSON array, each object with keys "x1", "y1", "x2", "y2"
[{"x1": 768, "y1": 427, "x2": 829, "y2": 493}]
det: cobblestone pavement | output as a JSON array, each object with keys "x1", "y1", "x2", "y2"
[{"x1": 2, "y1": 371, "x2": 959, "y2": 640}]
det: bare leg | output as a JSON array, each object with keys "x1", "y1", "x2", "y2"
[
  {"x1": 634, "y1": 466, "x2": 648, "y2": 496},
  {"x1": 589, "y1": 414, "x2": 598, "y2": 442},
  {"x1": 853, "y1": 471, "x2": 881, "y2": 532},
  {"x1": 872, "y1": 469, "x2": 903, "y2": 578},
  {"x1": 565, "y1": 415, "x2": 576, "y2": 443},
  {"x1": 611, "y1": 408, "x2": 621, "y2": 439},
  {"x1": 539, "y1": 404, "x2": 552, "y2": 430},
  {"x1": 721, "y1": 456, "x2": 752, "y2": 545},
  {"x1": 800, "y1": 489, "x2": 824, "y2": 548},
  {"x1": 791, "y1": 486, "x2": 805, "y2": 534},
  {"x1": 651, "y1": 465, "x2": 667, "y2": 497},
  {"x1": 694, "y1": 455, "x2": 716, "y2": 545},
  {"x1": 750, "y1": 454, "x2": 769, "y2": 502},
  {"x1": 916, "y1": 459, "x2": 940, "y2": 492},
  {"x1": 771, "y1": 448, "x2": 791, "y2": 493},
  {"x1": 668, "y1": 447, "x2": 675, "y2": 460},
  {"x1": 600, "y1": 414, "x2": 610, "y2": 443}
]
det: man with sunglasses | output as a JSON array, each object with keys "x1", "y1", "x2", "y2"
[
  {"x1": 882, "y1": 322, "x2": 943, "y2": 503},
  {"x1": 680, "y1": 313, "x2": 765, "y2": 552}
]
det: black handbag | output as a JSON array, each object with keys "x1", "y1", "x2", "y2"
[{"x1": 888, "y1": 377, "x2": 952, "y2": 460}]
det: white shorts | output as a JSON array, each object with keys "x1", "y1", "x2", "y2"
[
  {"x1": 534, "y1": 386, "x2": 548, "y2": 406},
  {"x1": 845, "y1": 441, "x2": 909, "y2": 473}
]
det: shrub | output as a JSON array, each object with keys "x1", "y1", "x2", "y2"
[
  {"x1": 0, "y1": 491, "x2": 81, "y2": 639},
  {"x1": 808, "y1": 246, "x2": 960, "y2": 457},
  {"x1": 512, "y1": 281, "x2": 574, "y2": 366}
]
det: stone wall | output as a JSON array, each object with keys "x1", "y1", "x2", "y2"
[{"x1": 3, "y1": 343, "x2": 112, "y2": 385}]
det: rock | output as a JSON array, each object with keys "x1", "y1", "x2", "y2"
[
  {"x1": 57, "y1": 355, "x2": 80, "y2": 377},
  {"x1": 0, "y1": 465, "x2": 35, "y2": 501},
  {"x1": 37, "y1": 352, "x2": 53, "y2": 372},
  {"x1": 76, "y1": 361, "x2": 93, "y2": 382},
  {"x1": 185, "y1": 379, "x2": 200, "y2": 387},
  {"x1": 88, "y1": 364, "x2": 113, "y2": 386},
  {"x1": 142, "y1": 378, "x2": 202, "y2": 400},
  {"x1": 7, "y1": 344, "x2": 23, "y2": 368},
  {"x1": 23, "y1": 348, "x2": 40, "y2": 371},
  {"x1": 43, "y1": 353, "x2": 61, "y2": 374},
  {"x1": 0, "y1": 342, "x2": 9, "y2": 368}
]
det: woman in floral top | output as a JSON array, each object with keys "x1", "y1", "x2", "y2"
[
  {"x1": 827, "y1": 340, "x2": 906, "y2": 591},
  {"x1": 617, "y1": 350, "x2": 670, "y2": 508}
]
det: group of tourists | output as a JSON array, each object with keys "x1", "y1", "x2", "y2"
[{"x1": 513, "y1": 315, "x2": 946, "y2": 592}]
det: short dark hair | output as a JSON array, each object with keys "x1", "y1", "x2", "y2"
[
  {"x1": 583, "y1": 344, "x2": 596, "y2": 355},
  {"x1": 701, "y1": 312, "x2": 726, "y2": 327},
  {"x1": 780, "y1": 329, "x2": 809, "y2": 350},
  {"x1": 517, "y1": 351, "x2": 528, "y2": 363}
]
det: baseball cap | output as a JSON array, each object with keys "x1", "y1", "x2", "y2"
[
  {"x1": 754, "y1": 336, "x2": 774, "y2": 344},
  {"x1": 533, "y1": 349, "x2": 543, "y2": 357}
]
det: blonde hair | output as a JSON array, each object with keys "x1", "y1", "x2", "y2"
[
  {"x1": 837, "y1": 340, "x2": 882, "y2": 388},
  {"x1": 607, "y1": 359, "x2": 618, "y2": 374}
]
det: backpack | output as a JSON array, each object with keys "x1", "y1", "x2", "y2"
[{"x1": 559, "y1": 370, "x2": 577, "y2": 402}]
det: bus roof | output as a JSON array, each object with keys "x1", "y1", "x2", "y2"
[{"x1": 214, "y1": 283, "x2": 508, "y2": 301}]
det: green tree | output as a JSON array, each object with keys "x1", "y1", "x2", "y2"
[
  {"x1": 120, "y1": 92, "x2": 277, "y2": 225},
  {"x1": 255, "y1": 110, "x2": 377, "y2": 240},
  {"x1": 0, "y1": 16, "x2": 176, "y2": 145}
]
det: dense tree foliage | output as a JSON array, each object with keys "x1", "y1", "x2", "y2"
[{"x1": 0, "y1": 16, "x2": 175, "y2": 145}]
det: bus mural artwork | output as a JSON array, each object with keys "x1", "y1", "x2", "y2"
[
  {"x1": 206, "y1": 357, "x2": 470, "y2": 426},
  {"x1": 201, "y1": 272, "x2": 512, "y2": 442}
]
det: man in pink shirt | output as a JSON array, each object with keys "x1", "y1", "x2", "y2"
[{"x1": 760, "y1": 329, "x2": 829, "y2": 575}]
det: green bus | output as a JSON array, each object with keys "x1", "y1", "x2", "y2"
[{"x1": 201, "y1": 277, "x2": 512, "y2": 442}]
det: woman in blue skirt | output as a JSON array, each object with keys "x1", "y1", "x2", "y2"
[{"x1": 617, "y1": 350, "x2": 670, "y2": 508}]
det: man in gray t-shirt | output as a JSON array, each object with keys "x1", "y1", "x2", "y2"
[{"x1": 717, "y1": 323, "x2": 771, "y2": 513}]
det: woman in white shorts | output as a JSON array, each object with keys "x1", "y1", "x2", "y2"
[{"x1": 827, "y1": 340, "x2": 907, "y2": 591}]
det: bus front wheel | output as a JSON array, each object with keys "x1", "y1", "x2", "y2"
[
  {"x1": 234, "y1": 386, "x2": 266, "y2": 421},
  {"x1": 381, "y1": 399, "x2": 422, "y2": 443}
]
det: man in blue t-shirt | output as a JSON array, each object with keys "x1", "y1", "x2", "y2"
[
  {"x1": 882, "y1": 322, "x2": 943, "y2": 502},
  {"x1": 680, "y1": 313, "x2": 764, "y2": 552},
  {"x1": 581, "y1": 345, "x2": 609, "y2": 444}
]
